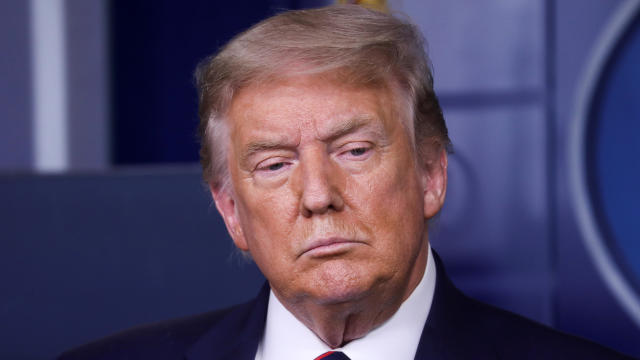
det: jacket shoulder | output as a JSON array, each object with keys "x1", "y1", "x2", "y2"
[
  {"x1": 427, "y1": 252, "x2": 634, "y2": 359},
  {"x1": 57, "y1": 303, "x2": 246, "y2": 360},
  {"x1": 463, "y1": 296, "x2": 634, "y2": 359}
]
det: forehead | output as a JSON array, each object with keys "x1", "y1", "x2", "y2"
[{"x1": 226, "y1": 74, "x2": 409, "y2": 143}]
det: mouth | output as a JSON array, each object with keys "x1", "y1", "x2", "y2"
[{"x1": 300, "y1": 237, "x2": 364, "y2": 258}]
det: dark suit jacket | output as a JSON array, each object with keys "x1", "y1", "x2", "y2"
[{"x1": 59, "y1": 252, "x2": 634, "y2": 359}]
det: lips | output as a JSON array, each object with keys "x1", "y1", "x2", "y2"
[{"x1": 300, "y1": 237, "x2": 363, "y2": 258}]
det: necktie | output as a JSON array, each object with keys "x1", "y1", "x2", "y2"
[{"x1": 314, "y1": 351, "x2": 351, "y2": 360}]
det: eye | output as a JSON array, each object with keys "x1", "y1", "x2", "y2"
[
  {"x1": 339, "y1": 142, "x2": 373, "y2": 161},
  {"x1": 255, "y1": 157, "x2": 291, "y2": 174},
  {"x1": 267, "y1": 162, "x2": 284, "y2": 171},
  {"x1": 349, "y1": 147, "x2": 368, "y2": 156}
]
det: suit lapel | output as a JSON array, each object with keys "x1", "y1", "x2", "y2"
[
  {"x1": 414, "y1": 250, "x2": 454, "y2": 359},
  {"x1": 413, "y1": 251, "x2": 495, "y2": 360},
  {"x1": 185, "y1": 283, "x2": 270, "y2": 360}
]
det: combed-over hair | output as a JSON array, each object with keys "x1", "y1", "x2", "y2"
[{"x1": 195, "y1": 4, "x2": 450, "y2": 188}]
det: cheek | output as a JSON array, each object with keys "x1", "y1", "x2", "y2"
[
  {"x1": 235, "y1": 196, "x2": 294, "y2": 279},
  {"x1": 236, "y1": 186, "x2": 297, "y2": 250},
  {"x1": 348, "y1": 159, "x2": 424, "y2": 246},
  {"x1": 354, "y1": 150, "x2": 422, "y2": 211}
]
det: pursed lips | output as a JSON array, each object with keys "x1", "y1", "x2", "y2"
[{"x1": 299, "y1": 237, "x2": 365, "y2": 258}]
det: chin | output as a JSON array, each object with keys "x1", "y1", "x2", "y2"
[{"x1": 307, "y1": 262, "x2": 377, "y2": 305}]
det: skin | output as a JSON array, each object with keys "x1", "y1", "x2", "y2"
[{"x1": 210, "y1": 74, "x2": 447, "y2": 348}]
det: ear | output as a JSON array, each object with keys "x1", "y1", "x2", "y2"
[
  {"x1": 421, "y1": 149, "x2": 448, "y2": 219},
  {"x1": 209, "y1": 183, "x2": 249, "y2": 252}
]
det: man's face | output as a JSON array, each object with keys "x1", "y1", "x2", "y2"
[{"x1": 212, "y1": 74, "x2": 446, "y2": 307}]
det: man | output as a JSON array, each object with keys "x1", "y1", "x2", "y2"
[{"x1": 60, "y1": 5, "x2": 632, "y2": 360}]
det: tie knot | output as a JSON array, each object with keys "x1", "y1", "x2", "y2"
[{"x1": 314, "y1": 351, "x2": 351, "y2": 360}]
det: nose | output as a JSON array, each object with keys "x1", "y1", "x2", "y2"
[{"x1": 296, "y1": 149, "x2": 344, "y2": 217}]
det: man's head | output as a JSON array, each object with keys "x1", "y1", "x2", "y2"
[
  {"x1": 196, "y1": 5, "x2": 450, "y2": 346},
  {"x1": 196, "y1": 5, "x2": 450, "y2": 190}
]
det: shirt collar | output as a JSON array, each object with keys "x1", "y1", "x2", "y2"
[{"x1": 255, "y1": 244, "x2": 437, "y2": 360}]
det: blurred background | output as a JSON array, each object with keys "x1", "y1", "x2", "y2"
[{"x1": 2, "y1": 0, "x2": 640, "y2": 358}]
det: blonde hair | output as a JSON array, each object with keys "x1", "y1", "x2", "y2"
[{"x1": 195, "y1": 4, "x2": 450, "y2": 188}]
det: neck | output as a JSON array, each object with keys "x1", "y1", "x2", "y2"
[{"x1": 273, "y1": 244, "x2": 429, "y2": 348}]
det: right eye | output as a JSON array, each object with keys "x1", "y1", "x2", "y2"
[
  {"x1": 266, "y1": 162, "x2": 284, "y2": 171},
  {"x1": 255, "y1": 158, "x2": 291, "y2": 174}
]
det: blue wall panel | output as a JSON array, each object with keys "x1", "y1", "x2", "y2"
[{"x1": 0, "y1": 171, "x2": 264, "y2": 358}]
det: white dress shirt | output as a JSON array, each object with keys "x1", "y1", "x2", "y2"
[{"x1": 255, "y1": 244, "x2": 436, "y2": 360}]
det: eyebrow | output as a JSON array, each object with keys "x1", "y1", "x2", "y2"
[
  {"x1": 241, "y1": 137, "x2": 297, "y2": 164},
  {"x1": 319, "y1": 115, "x2": 382, "y2": 143},
  {"x1": 240, "y1": 115, "x2": 383, "y2": 163}
]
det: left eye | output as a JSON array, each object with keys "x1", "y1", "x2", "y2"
[
  {"x1": 267, "y1": 162, "x2": 284, "y2": 171},
  {"x1": 349, "y1": 147, "x2": 368, "y2": 156}
]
